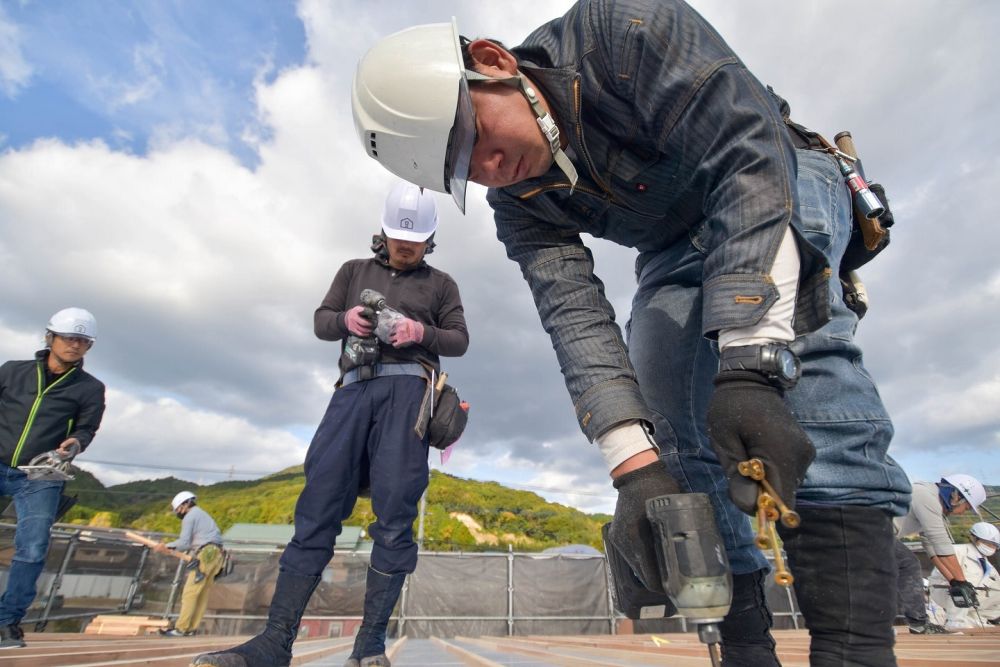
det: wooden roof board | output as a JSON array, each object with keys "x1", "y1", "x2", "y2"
[{"x1": 13, "y1": 629, "x2": 1000, "y2": 666}]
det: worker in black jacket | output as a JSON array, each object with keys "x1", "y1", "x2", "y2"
[{"x1": 0, "y1": 308, "x2": 105, "y2": 649}]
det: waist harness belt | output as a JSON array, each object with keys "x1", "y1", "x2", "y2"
[{"x1": 341, "y1": 362, "x2": 428, "y2": 387}]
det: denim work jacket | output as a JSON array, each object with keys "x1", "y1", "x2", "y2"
[{"x1": 487, "y1": 0, "x2": 830, "y2": 442}]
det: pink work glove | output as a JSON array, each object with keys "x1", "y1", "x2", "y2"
[
  {"x1": 345, "y1": 305, "x2": 375, "y2": 336},
  {"x1": 390, "y1": 318, "x2": 424, "y2": 348}
]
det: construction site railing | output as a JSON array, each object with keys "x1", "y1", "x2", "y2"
[{"x1": 0, "y1": 522, "x2": 807, "y2": 636}]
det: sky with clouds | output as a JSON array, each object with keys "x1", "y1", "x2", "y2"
[{"x1": 1, "y1": 0, "x2": 998, "y2": 516}]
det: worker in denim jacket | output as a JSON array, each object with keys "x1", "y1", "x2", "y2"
[{"x1": 353, "y1": 1, "x2": 911, "y2": 665}]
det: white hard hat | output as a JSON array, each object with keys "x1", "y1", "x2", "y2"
[
  {"x1": 171, "y1": 491, "x2": 196, "y2": 511},
  {"x1": 352, "y1": 20, "x2": 476, "y2": 213},
  {"x1": 970, "y1": 522, "x2": 1000, "y2": 544},
  {"x1": 943, "y1": 474, "x2": 987, "y2": 514},
  {"x1": 47, "y1": 307, "x2": 97, "y2": 341},
  {"x1": 382, "y1": 181, "x2": 439, "y2": 242}
]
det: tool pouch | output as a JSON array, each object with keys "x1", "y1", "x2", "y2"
[
  {"x1": 842, "y1": 181, "x2": 893, "y2": 272},
  {"x1": 414, "y1": 375, "x2": 469, "y2": 450},
  {"x1": 839, "y1": 271, "x2": 869, "y2": 319},
  {"x1": 214, "y1": 549, "x2": 234, "y2": 580},
  {"x1": 428, "y1": 384, "x2": 469, "y2": 450}
]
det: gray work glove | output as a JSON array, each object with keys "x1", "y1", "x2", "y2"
[
  {"x1": 607, "y1": 460, "x2": 681, "y2": 593},
  {"x1": 707, "y1": 371, "x2": 815, "y2": 515}
]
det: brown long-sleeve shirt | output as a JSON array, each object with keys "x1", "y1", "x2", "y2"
[{"x1": 315, "y1": 257, "x2": 468, "y2": 379}]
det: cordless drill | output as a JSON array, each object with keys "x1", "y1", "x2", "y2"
[
  {"x1": 360, "y1": 288, "x2": 407, "y2": 344},
  {"x1": 603, "y1": 493, "x2": 731, "y2": 666}
]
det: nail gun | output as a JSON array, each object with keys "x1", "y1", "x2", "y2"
[{"x1": 603, "y1": 493, "x2": 731, "y2": 666}]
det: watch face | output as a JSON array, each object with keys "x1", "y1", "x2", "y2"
[{"x1": 777, "y1": 349, "x2": 798, "y2": 380}]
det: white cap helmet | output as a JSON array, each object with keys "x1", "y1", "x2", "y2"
[
  {"x1": 47, "y1": 307, "x2": 97, "y2": 341},
  {"x1": 171, "y1": 491, "x2": 196, "y2": 511},
  {"x1": 943, "y1": 474, "x2": 987, "y2": 514},
  {"x1": 352, "y1": 20, "x2": 476, "y2": 213},
  {"x1": 382, "y1": 181, "x2": 439, "y2": 242},
  {"x1": 970, "y1": 522, "x2": 1000, "y2": 544}
]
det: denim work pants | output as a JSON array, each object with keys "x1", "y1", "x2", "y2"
[
  {"x1": 280, "y1": 375, "x2": 429, "y2": 577},
  {"x1": 0, "y1": 463, "x2": 64, "y2": 625},
  {"x1": 628, "y1": 148, "x2": 911, "y2": 575}
]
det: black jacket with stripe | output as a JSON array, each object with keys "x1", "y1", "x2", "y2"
[{"x1": 0, "y1": 350, "x2": 106, "y2": 468}]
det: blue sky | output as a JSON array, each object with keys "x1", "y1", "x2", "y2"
[
  {"x1": 1, "y1": 2, "x2": 305, "y2": 165},
  {"x1": 1, "y1": 0, "x2": 998, "y2": 515}
]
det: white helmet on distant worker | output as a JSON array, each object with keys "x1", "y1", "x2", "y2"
[
  {"x1": 943, "y1": 474, "x2": 986, "y2": 514},
  {"x1": 171, "y1": 491, "x2": 196, "y2": 511},
  {"x1": 352, "y1": 20, "x2": 475, "y2": 213},
  {"x1": 382, "y1": 181, "x2": 439, "y2": 242},
  {"x1": 47, "y1": 307, "x2": 97, "y2": 341},
  {"x1": 970, "y1": 522, "x2": 1000, "y2": 544},
  {"x1": 971, "y1": 522, "x2": 1000, "y2": 557}
]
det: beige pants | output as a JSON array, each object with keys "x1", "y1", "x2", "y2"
[{"x1": 175, "y1": 545, "x2": 224, "y2": 633}]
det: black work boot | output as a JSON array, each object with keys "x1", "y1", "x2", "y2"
[
  {"x1": 0, "y1": 621, "x2": 26, "y2": 649},
  {"x1": 719, "y1": 570, "x2": 781, "y2": 667},
  {"x1": 344, "y1": 566, "x2": 406, "y2": 667},
  {"x1": 191, "y1": 569, "x2": 320, "y2": 667},
  {"x1": 779, "y1": 505, "x2": 898, "y2": 667}
]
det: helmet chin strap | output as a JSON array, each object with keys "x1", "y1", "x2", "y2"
[{"x1": 466, "y1": 70, "x2": 578, "y2": 190}]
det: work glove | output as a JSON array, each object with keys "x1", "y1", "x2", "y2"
[
  {"x1": 707, "y1": 371, "x2": 815, "y2": 515},
  {"x1": 345, "y1": 305, "x2": 376, "y2": 337},
  {"x1": 390, "y1": 318, "x2": 424, "y2": 348},
  {"x1": 56, "y1": 438, "x2": 81, "y2": 459},
  {"x1": 607, "y1": 460, "x2": 681, "y2": 593},
  {"x1": 949, "y1": 579, "x2": 979, "y2": 608}
]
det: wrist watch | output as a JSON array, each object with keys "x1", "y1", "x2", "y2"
[{"x1": 719, "y1": 343, "x2": 801, "y2": 388}]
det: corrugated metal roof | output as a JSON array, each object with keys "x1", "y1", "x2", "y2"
[{"x1": 221, "y1": 524, "x2": 370, "y2": 552}]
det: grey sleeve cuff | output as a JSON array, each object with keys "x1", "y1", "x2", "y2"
[
  {"x1": 574, "y1": 378, "x2": 656, "y2": 443},
  {"x1": 702, "y1": 273, "x2": 780, "y2": 338}
]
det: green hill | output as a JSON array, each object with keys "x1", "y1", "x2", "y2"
[
  {"x1": 55, "y1": 471, "x2": 1000, "y2": 553},
  {"x1": 60, "y1": 467, "x2": 612, "y2": 552}
]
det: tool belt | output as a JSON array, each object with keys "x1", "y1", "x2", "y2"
[
  {"x1": 189, "y1": 543, "x2": 227, "y2": 581},
  {"x1": 341, "y1": 362, "x2": 427, "y2": 387},
  {"x1": 414, "y1": 366, "x2": 469, "y2": 450}
]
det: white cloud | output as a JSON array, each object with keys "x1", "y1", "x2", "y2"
[
  {"x1": 79, "y1": 388, "x2": 310, "y2": 481},
  {"x1": 0, "y1": 6, "x2": 32, "y2": 97},
  {"x1": 2, "y1": 1, "x2": 999, "y2": 510},
  {"x1": 0, "y1": 319, "x2": 45, "y2": 361}
]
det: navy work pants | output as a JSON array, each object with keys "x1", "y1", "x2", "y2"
[{"x1": 280, "y1": 375, "x2": 429, "y2": 576}]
